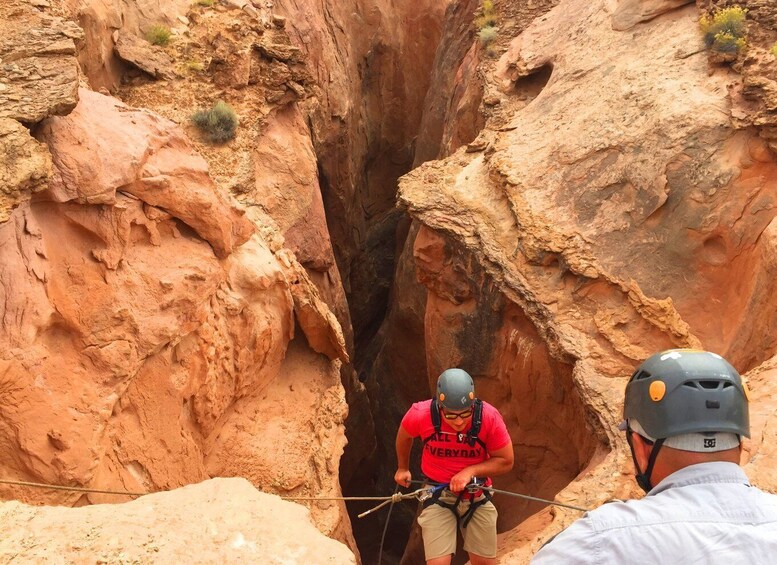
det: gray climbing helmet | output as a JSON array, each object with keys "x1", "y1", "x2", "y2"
[
  {"x1": 436, "y1": 368, "x2": 475, "y2": 410},
  {"x1": 623, "y1": 349, "x2": 750, "y2": 440}
]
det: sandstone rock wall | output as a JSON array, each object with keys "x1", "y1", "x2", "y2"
[
  {"x1": 0, "y1": 70, "x2": 356, "y2": 557},
  {"x1": 276, "y1": 0, "x2": 452, "y2": 348},
  {"x1": 72, "y1": 0, "x2": 192, "y2": 92},
  {"x1": 0, "y1": 3, "x2": 79, "y2": 222},
  {"x1": 68, "y1": 0, "x2": 372, "y2": 509},
  {"x1": 0, "y1": 478, "x2": 357, "y2": 563},
  {"x1": 397, "y1": 0, "x2": 777, "y2": 560},
  {"x1": 5, "y1": 0, "x2": 776, "y2": 562}
]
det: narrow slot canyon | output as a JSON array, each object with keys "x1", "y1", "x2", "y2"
[
  {"x1": 3, "y1": 0, "x2": 777, "y2": 563},
  {"x1": 337, "y1": 216, "x2": 601, "y2": 563},
  {"x1": 313, "y1": 2, "x2": 603, "y2": 560}
]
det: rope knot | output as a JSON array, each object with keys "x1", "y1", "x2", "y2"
[{"x1": 391, "y1": 492, "x2": 402, "y2": 503}]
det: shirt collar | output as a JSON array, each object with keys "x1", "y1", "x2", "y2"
[{"x1": 649, "y1": 461, "x2": 750, "y2": 496}]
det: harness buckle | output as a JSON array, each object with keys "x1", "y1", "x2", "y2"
[
  {"x1": 418, "y1": 488, "x2": 434, "y2": 502},
  {"x1": 466, "y1": 477, "x2": 484, "y2": 494}
]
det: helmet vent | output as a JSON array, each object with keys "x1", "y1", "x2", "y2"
[
  {"x1": 634, "y1": 370, "x2": 651, "y2": 381},
  {"x1": 682, "y1": 381, "x2": 699, "y2": 389},
  {"x1": 699, "y1": 380, "x2": 721, "y2": 390}
]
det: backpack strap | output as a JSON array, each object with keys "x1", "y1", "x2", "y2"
[
  {"x1": 465, "y1": 399, "x2": 486, "y2": 450},
  {"x1": 422, "y1": 398, "x2": 442, "y2": 446},
  {"x1": 430, "y1": 397, "x2": 442, "y2": 435}
]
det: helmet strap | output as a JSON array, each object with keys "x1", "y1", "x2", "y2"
[{"x1": 626, "y1": 431, "x2": 665, "y2": 494}]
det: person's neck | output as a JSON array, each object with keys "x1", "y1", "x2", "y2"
[{"x1": 650, "y1": 447, "x2": 741, "y2": 486}]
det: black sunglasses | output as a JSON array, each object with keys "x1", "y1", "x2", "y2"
[{"x1": 441, "y1": 408, "x2": 473, "y2": 420}]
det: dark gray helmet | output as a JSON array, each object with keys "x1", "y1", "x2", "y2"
[
  {"x1": 624, "y1": 349, "x2": 750, "y2": 439},
  {"x1": 436, "y1": 368, "x2": 475, "y2": 410}
]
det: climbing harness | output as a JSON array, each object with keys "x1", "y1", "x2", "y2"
[
  {"x1": 419, "y1": 478, "x2": 493, "y2": 528},
  {"x1": 409, "y1": 480, "x2": 589, "y2": 513},
  {"x1": 420, "y1": 398, "x2": 492, "y2": 527}
]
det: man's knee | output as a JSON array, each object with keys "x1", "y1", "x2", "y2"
[{"x1": 468, "y1": 555, "x2": 496, "y2": 565}]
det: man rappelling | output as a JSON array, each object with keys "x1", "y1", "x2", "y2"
[{"x1": 394, "y1": 368, "x2": 514, "y2": 565}]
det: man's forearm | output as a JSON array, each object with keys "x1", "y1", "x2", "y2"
[
  {"x1": 465, "y1": 455, "x2": 513, "y2": 479},
  {"x1": 396, "y1": 437, "x2": 412, "y2": 469}
]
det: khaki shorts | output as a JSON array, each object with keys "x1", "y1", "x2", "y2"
[{"x1": 417, "y1": 489, "x2": 498, "y2": 560}]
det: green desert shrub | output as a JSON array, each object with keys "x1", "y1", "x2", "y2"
[
  {"x1": 479, "y1": 26, "x2": 498, "y2": 46},
  {"x1": 699, "y1": 6, "x2": 747, "y2": 53},
  {"x1": 475, "y1": 0, "x2": 497, "y2": 30},
  {"x1": 771, "y1": 43, "x2": 777, "y2": 57},
  {"x1": 145, "y1": 24, "x2": 171, "y2": 46},
  {"x1": 193, "y1": 0, "x2": 215, "y2": 6},
  {"x1": 476, "y1": 0, "x2": 498, "y2": 47},
  {"x1": 191, "y1": 101, "x2": 238, "y2": 143}
]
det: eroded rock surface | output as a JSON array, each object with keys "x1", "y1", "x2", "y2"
[
  {"x1": 0, "y1": 478, "x2": 357, "y2": 563},
  {"x1": 73, "y1": 0, "x2": 192, "y2": 91},
  {"x1": 399, "y1": 0, "x2": 777, "y2": 560},
  {"x1": 0, "y1": 86, "x2": 355, "y2": 555},
  {"x1": 38, "y1": 89, "x2": 253, "y2": 256},
  {"x1": 0, "y1": 118, "x2": 52, "y2": 222},
  {"x1": 0, "y1": 8, "x2": 82, "y2": 124},
  {"x1": 113, "y1": 31, "x2": 176, "y2": 80}
]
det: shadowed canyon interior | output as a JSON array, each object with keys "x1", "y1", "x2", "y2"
[{"x1": 2, "y1": 0, "x2": 777, "y2": 563}]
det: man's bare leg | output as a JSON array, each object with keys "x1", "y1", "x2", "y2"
[{"x1": 468, "y1": 553, "x2": 496, "y2": 565}]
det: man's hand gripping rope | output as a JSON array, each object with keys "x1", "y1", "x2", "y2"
[{"x1": 358, "y1": 478, "x2": 486, "y2": 519}]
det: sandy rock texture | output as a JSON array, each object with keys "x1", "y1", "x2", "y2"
[
  {"x1": 0, "y1": 83, "x2": 355, "y2": 556},
  {"x1": 0, "y1": 6, "x2": 82, "y2": 124},
  {"x1": 0, "y1": 477, "x2": 357, "y2": 564},
  {"x1": 71, "y1": 0, "x2": 192, "y2": 92},
  {"x1": 397, "y1": 0, "x2": 777, "y2": 560},
  {"x1": 714, "y1": 0, "x2": 777, "y2": 154},
  {"x1": 0, "y1": 4, "x2": 79, "y2": 223},
  {"x1": 413, "y1": 0, "x2": 483, "y2": 166},
  {"x1": 79, "y1": 0, "x2": 454, "y2": 506},
  {"x1": 275, "y1": 0, "x2": 451, "y2": 348},
  {"x1": 0, "y1": 118, "x2": 52, "y2": 223}
]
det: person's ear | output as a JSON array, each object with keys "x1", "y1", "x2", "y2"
[{"x1": 629, "y1": 432, "x2": 652, "y2": 472}]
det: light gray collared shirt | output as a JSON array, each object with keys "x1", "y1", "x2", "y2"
[{"x1": 531, "y1": 462, "x2": 777, "y2": 564}]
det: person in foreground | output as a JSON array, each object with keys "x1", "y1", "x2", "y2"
[
  {"x1": 531, "y1": 349, "x2": 777, "y2": 564},
  {"x1": 394, "y1": 368, "x2": 514, "y2": 565}
]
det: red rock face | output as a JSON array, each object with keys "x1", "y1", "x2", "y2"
[
  {"x1": 74, "y1": 0, "x2": 193, "y2": 92},
  {"x1": 398, "y1": 0, "x2": 777, "y2": 560},
  {"x1": 2, "y1": 89, "x2": 250, "y2": 491},
  {"x1": 278, "y1": 0, "x2": 452, "y2": 344},
  {"x1": 4, "y1": 0, "x2": 776, "y2": 561},
  {"x1": 37, "y1": 90, "x2": 254, "y2": 258},
  {"x1": 415, "y1": 226, "x2": 598, "y2": 530},
  {"x1": 0, "y1": 87, "x2": 355, "y2": 555},
  {"x1": 414, "y1": 0, "x2": 483, "y2": 166}
]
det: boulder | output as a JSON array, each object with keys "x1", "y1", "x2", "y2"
[
  {"x1": 114, "y1": 32, "x2": 177, "y2": 80},
  {"x1": 0, "y1": 13, "x2": 82, "y2": 123},
  {"x1": 0, "y1": 118, "x2": 51, "y2": 222},
  {"x1": 0, "y1": 478, "x2": 357, "y2": 564}
]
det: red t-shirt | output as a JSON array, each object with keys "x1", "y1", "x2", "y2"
[{"x1": 400, "y1": 399, "x2": 511, "y2": 484}]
